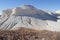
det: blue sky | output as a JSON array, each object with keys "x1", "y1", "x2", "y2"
[{"x1": 0, "y1": 0, "x2": 60, "y2": 15}]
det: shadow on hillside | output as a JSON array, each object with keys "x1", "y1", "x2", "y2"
[{"x1": 15, "y1": 13, "x2": 60, "y2": 21}]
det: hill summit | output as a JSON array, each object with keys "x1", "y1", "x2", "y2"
[{"x1": 0, "y1": 5, "x2": 60, "y2": 31}]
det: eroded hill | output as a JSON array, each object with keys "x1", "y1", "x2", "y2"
[{"x1": 0, "y1": 5, "x2": 60, "y2": 31}]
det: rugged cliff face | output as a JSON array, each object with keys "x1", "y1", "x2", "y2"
[{"x1": 0, "y1": 5, "x2": 60, "y2": 31}]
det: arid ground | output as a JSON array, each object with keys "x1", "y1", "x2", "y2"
[{"x1": 0, "y1": 27, "x2": 60, "y2": 40}]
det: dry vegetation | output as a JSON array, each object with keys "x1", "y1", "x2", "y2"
[{"x1": 0, "y1": 27, "x2": 60, "y2": 40}]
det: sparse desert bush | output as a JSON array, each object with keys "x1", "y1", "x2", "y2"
[{"x1": 0, "y1": 27, "x2": 60, "y2": 40}]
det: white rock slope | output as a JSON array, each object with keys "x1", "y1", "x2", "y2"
[{"x1": 0, "y1": 5, "x2": 60, "y2": 31}]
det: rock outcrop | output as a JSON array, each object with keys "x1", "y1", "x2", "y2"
[{"x1": 2, "y1": 9, "x2": 12, "y2": 17}]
